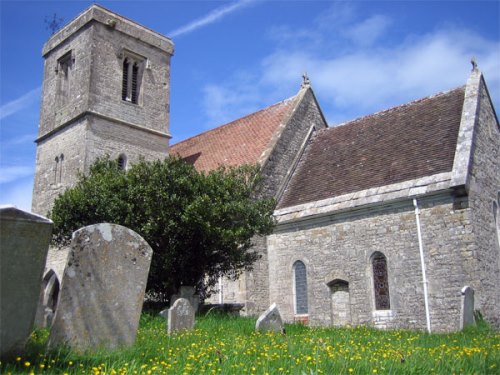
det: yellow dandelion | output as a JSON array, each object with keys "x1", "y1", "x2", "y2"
[
  {"x1": 24, "y1": 361, "x2": 31, "y2": 367},
  {"x1": 349, "y1": 368, "x2": 354, "y2": 373}
]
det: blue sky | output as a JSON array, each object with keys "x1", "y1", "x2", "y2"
[{"x1": 1, "y1": 0, "x2": 499, "y2": 212}]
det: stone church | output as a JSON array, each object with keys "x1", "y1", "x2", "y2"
[{"x1": 32, "y1": 5, "x2": 499, "y2": 332}]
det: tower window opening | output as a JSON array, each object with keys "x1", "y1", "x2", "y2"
[
  {"x1": 117, "y1": 154, "x2": 127, "y2": 170},
  {"x1": 121, "y1": 53, "x2": 143, "y2": 104}
]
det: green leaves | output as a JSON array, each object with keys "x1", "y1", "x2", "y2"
[{"x1": 50, "y1": 156, "x2": 275, "y2": 299}]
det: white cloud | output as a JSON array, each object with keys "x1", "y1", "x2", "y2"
[
  {"x1": 0, "y1": 166, "x2": 34, "y2": 184},
  {"x1": 344, "y1": 15, "x2": 392, "y2": 46},
  {"x1": 0, "y1": 87, "x2": 41, "y2": 121},
  {"x1": 169, "y1": 0, "x2": 255, "y2": 38},
  {"x1": 0, "y1": 178, "x2": 33, "y2": 212},
  {"x1": 202, "y1": 11, "x2": 500, "y2": 127}
]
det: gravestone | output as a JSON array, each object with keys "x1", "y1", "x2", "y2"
[
  {"x1": 35, "y1": 269, "x2": 60, "y2": 328},
  {"x1": 48, "y1": 223, "x2": 153, "y2": 351},
  {"x1": 255, "y1": 303, "x2": 284, "y2": 333},
  {"x1": 168, "y1": 298, "x2": 195, "y2": 334},
  {"x1": 170, "y1": 286, "x2": 200, "y2": 312},
  {"x1": 0, "y1": 206, "x2": 52, "y2": 359},
  {"x1": 460, "y1": 286, "x2": 475, "y2": 330}
]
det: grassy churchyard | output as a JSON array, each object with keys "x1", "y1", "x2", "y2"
[{"x1": 1, "y1": 313, "x2": 498, "y2": 375}]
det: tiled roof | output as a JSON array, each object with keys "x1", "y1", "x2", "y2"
[
  {"x1": 170, "y1": 96, "x2": 298, "y2": 172},
  {"x1": 278, "y1": 87, "x2": 465, "y2": 209}
]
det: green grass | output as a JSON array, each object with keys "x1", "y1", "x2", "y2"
[{"x1": 1, "y1": 313, "x2": 498, "y2": 374}]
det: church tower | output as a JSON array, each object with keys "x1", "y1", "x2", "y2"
[{"x1": 32, "y1": 5, "x2": 174, "y2": 216}]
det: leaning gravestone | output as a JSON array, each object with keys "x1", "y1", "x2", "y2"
[
  {"x1": 255, "y1": 303, "x2": 284, "y2": 333},
  {"x1": 0, "y1": 206, "x2": 52, "y2": 359},
  {"x1": 168, "y1": 298, "x2": 195, "y2": 334},
  {"x1": 48, "y1": 223, "x2": 153, "y2": 351},
  {"x1": 460, "y1": 286, "x2": 475, "y2": 330}
]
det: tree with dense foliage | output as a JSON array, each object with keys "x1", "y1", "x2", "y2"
[{"x1": 51, "y1": 157, "x2": 276, "y2": 299}]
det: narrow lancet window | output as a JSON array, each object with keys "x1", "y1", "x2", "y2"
[
  {"x1": 293, "y1": 260, "x2": 308, "y2": 315},
  {"x1": 372, "y1": 252, "x2": 390, "y2": 310}
]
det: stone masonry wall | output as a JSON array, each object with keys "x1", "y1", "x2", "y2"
[
  {"x1": 268, "y1": 193, "x2": 476, "y2": 332},
  {"x1": 32, "y1": 118, "x2": 88, "y2": 216},
  {"x1": 86, "y1": 116, "x2": 168, "y2": 168},
  {"x1": 205, "y1": 88, "x2": 328, "y2": 315},
  {"x1": 468, "y1": 79, "x2": 500, "y2": 327},
  {"x1": 33, "y1": 8, "x2": 172, "y2": 216},
  {"x1": 245, "y1": 88, "x2": 328, "y2": 316},
  {"x1": 89, "y1": 22, "x2": 171, "y2": 134},
  {"x1": 38, "y1": 25, "x2": 93, "y2": 137}
]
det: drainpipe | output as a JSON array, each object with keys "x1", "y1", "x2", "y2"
[
  {"x1": 413, "y1": 198, "x2": 432, "y2": 333},
  {"x1": 218, "y1": 276, "x2": 223, "y2": 304}
]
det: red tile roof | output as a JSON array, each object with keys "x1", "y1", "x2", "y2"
[
  {"x1": 170, "y1": 96, "x2": 298, "y2": 172},
  {"x1": 278, "y1": 87, "x2": 465, "y2": 209}
]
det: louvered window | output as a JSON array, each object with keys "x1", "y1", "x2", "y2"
[
  {"x1": 122, "y1": 58, "x2": 129, "y2": 101},
  {"x1": 121, "y1": 54, "x2": 143, "y2": 104}
]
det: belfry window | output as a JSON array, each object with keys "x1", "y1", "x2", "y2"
[
  {"x1": 293, "y1": 260, "x2": 308, "y2": 315},
  {"x1": 117, "y1": 154, "x2": 127, "y2": 171},
  {"x1": 121, "y1": 54, "x2": 143, "y2": 104},
  {"x1": 372, "y1": 252, "x2": 390, "y2": 310}
]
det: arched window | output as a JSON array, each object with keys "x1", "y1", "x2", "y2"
[
  {"x1": 117, "y1": 154, "x2": 127, "y2": 170},
  {"x1": 293, "y1": 260, "x2": 308, "y2": 315},
  {"x1": 54, "y1": 156, "x2": 59, "y2": 184},
  {"x1": 59, "y1": 153, "x2": 64, "y2": 183},
  {"x1": 372, "y1": 252, "x2": 390, "y2": 310}
]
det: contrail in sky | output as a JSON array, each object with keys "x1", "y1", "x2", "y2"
[
  {"x1": 168, "y1": 0, "x2": 255, "y2": 38},
  {"x1": 0, "y1": 86, "x2": 41, "y2": 121}
]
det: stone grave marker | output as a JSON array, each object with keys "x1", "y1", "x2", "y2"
[
  {"x1": 34, "y1": 269, "x2": 60, "y2": 328},
  {"x1": 255, "y1": 303, "x2": 284, "y2": 333},
  {"x1": 170, "y1": 286, "x2": 200, "y2": 312},
  {"x1": 168, "y1": 298, "x2": 195, "y2": 334},
  {"x1": 48, "y1": 223, "x2": 153, "y2": 351},
  {"x1": 0, "y1": 206, "x2": 52, "y2": 359},
  {"x1": 460, "y1": 286, "x2": 475, "y2": 330}
]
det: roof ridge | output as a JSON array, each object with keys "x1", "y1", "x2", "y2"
[
  {"x1": 171, "y1": 94, "x2": 298, "y2": 147},
  {"x1": 328, "y1": 85, "x2": 465, "y2": 131}
]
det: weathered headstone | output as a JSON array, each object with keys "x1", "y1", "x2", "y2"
[
  {"x1": 460, "y1": 286, "x2": 475, "y2": 330},
  {"x1": 35, "y1": 269, "x2": 60, "y2": 328},
  {"x1": 255, "y1": 303, "x2": 284, "y2": 333},
  {"x1": 0, "y1": 206, "x2": 52, "y2": 359},
  {"x1": 170, "y1": 286, "x2": 200, "y2": 312},
  {"x1": 48, "y1": 223, "x2": 153, "y2": 351},
  {"x1": 168, "y1": 298, "x2": 195, "y2": 334}
]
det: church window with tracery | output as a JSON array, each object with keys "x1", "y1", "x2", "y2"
[{"x1": 372, "y1": 252, "x2": 390, "y2": 310}]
